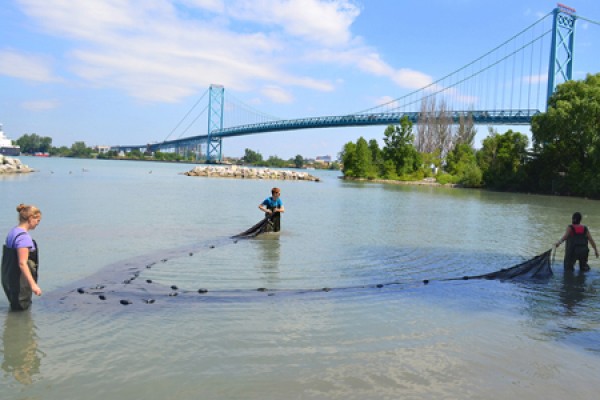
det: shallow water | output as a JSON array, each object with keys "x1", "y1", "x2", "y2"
[{"x1": 2, "y1": 156, "x2": 600, "y2": 399}]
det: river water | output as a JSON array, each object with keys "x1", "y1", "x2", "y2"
[{"x1": 1, "y1": 156, "x2": 600, "y2": 399}]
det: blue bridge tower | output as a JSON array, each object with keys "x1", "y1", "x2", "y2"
[
  {"x1": 547, "y1": 4, "x2": 577, "y2": 106},
  {"x1": 207, "y1": 84, "x2": 224, "y2": 161}
]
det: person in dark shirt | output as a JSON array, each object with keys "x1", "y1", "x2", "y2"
[{"x1": 555, "y1": 212, "x2": 599, "y2": 271}]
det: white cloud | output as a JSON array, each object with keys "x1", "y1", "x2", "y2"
[
  {"x1": 374, "y1": 96, "x2": 400, "y2": 109},
  {"x1": 246, "y1": 97, "x2": 263, "y2": 106},
  {"x1": 261, "y1": 85, "x2": 294, "y2": 103},
  {"x1": 227, "y1": 0, "x2": 360, "y2": 46},
  {"x1": 178, "y1": 0, "x2": 225, "y2": 13},
  {"x1": 16, "y1": 0, "x2": 342, "y2": 102},
  {"x1": 524, "y1": 74, "x2": 547, "y2": 84},
  {"x1": 21, "y1": 99, "x2": 60, "y2": 110},
  {"x1": 12, "y1": 0, "x2": 429, "y2": 104},
  {"x1": 0, "y1": 49, "x2": 57, "y2": 82},
  {"x1": 311, "y1": 48, "x2": 433, "y2": 90},
  {"x1": 391, "y1": 69, "x2": 434, "y2": 90}
]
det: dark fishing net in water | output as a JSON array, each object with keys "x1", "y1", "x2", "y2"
[
  {"x1": 442, "y1": 248, "x2": 553, "y2": 282},
  {"x1": 233, "y1": 212, "x2": 281, "y2": 238},
  {"x1": 39, "y1": 245, "x2": 555, "y2": 309}
]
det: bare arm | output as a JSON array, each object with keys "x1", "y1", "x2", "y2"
[
  {"x1": 17, "y1": 247, "x2": 41, "y2": 296},
  {"x1": 258, "y1": 203, "x2": 284, "y2": 213},
  {"x1": 555, "y1": 226, "x2": 571, "y2": 248}
]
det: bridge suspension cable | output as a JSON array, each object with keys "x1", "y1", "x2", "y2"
[
  {"x1": 175, "y1": 103, "x2": 209, "y2": 140},
  {"x1": 578, "y1": 15, "x2": 600, "y2": 26},
  {"x1": 353, "y1": 11, "x2": 554, "y2": 117},
  {"x1": 223, "y1": 91, "x2": 282, "y2": 129},
  {"x1": 163, "y1": 88, "x2": 209, "y2": 142}
]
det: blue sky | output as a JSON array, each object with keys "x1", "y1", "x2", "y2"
[{"x1": 1, "y1": 0, "x2": 600, "y2": 159}]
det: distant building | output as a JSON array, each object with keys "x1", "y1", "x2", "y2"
[
  {"x1": 0, "y1": 124, "x2": 21, "y2": 156},
  {"x1": 315, "y1": 155, "x2": 332, "y2": 164},
  {"x1": 95, "y1": 145, "x2": 111, "y2": 154}
]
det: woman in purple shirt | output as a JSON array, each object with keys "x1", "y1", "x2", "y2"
[{"x1": 2, "y1": 204, "x2": 42, "y2": 310}]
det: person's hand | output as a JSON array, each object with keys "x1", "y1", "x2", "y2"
[
  {"x1": 555, "y1": 241, "x2": 561, "y2": 248},
  {"x1": 595, "y1": 249, "x2": 599, "y2": 258},
  {"x1": 31, "y1": 283, "x2": 42, "y2": 296}
]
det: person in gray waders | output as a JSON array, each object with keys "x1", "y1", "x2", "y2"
[
  {"x1": 555, "y1": 212, "x2": 599, "y2": 271},
  {"x1": 2, "y1": 204, "x2": 42, "y2": 311}
]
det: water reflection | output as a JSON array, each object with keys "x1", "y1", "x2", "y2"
[
  {"x1": 255, "y1": 234, "x2": 281, "y2": 286},
  {"x1": 1, "y1": 311, "x2": 42, "y2": 385},
  {"x1": 560, "y1": 269, "x2": 588, "y2": 314}
]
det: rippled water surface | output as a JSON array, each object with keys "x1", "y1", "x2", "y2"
[{"x1": 2, "y1": 157, "x2": 600, "y2": 399}]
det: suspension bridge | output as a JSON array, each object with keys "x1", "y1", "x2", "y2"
[{"x1": 113, "y1": 4, "x2": 597, "y2": 161}]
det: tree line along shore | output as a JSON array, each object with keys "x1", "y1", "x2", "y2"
[{"x1": 340, "y1": 73, "x2": 600, "y2": 199}]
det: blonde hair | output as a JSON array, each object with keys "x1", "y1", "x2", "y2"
[{"x1": 16, "y1": 204, "x2": 41, "y2": 223}]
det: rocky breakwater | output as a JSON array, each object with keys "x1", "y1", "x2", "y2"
[
  {"x1": 0, "y1": 155, "x2": 34, "y2": 174},
  {"x1": 184, "y1": 165, "x2": 320, "y2": 182}
]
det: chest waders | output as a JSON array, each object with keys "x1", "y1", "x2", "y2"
[
  {"x1": 265, "y1": 210, "x2": 281, "y2": 233},
  {"x1": 564, "y1": 225, "x2": 589, "y2": 270},
  {"x1": 264, "y1": 201, "x2": 281, "y2": 233},
  {"x1": 1, "y1": 233, "x2": 39, "y2": 311}
]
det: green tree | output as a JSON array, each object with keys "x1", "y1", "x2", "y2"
[
  {"x1": 530, "y1": 73, "x2": 600, "y2": 196},
  {"x1": 354, "y1": 137, "x2": 377, "y2": 178},
  {"x1": 477, "y1": 130, "x2": 528, "y2": 190},
  {"x1": 243, "y1": 148, "x2": 263, "y2": 165},
  {"x1": 128, "y1": 149, "x2": 144, "y2": 159},
  {"x1": 50, "y1": 146, "x2": 70, "y2": 157},
  {"x1": 328, "y1": 161, "x2": 341, "y2": 170},
  {"x1": 294, "y1": 154, "x2": 304, "y2": 168},
  {"x1": 266, "y1": 155, "x2": 286, "y2": 168},
  {"x1": 380, "y1": 159, "x2": 398, "y2": 180},
  {"x1": 420, "y1": 149, "x2": 441, "y2": 177},
  {"x1": 368, "y1": 139, "x2": 384, "y2": 176},
  {"x1": 340, "y1": 141, "x2": 357, "y2": 177},
  {"x1": 16, "y1": 133, "x2": 52, "y2": 153},
  {"x1": 153, "y1": 151, "x2": 181, "y2": 161},
  {"x1": 446, "y1": 143, "x2": 482, "y2": 187},
  {"x1": 382, "y1": 116, "x2": 422, "y2": 177},
  {"x1": 455, "y1": 112, "x2": 477, "y2": 147},
  {"x1": 70, "y1": 141, "x2": 93, "y2": 158}
]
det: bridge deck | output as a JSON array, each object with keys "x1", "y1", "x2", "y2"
[{"x1": 113, "y1": 109, "x2": 540, "y2": 152}]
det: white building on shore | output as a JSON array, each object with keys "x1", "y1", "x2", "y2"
[{"x1": 0, "y1": 124, "x2": 21, "y2": 156}]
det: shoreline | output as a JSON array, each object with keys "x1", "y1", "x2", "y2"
[{"x1": 341, "y1": 176, "x2": 462, "y2": 188}]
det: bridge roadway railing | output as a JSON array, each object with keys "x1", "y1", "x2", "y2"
[
  {"x1": 212, "y1": 109, "x2": 541, "y2": 137},
  {"x1": 113, "y1": 109, "x2": 541, "y2": 153}
]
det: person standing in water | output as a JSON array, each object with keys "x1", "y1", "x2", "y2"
[
  {"x1": 555, "y1": 211, "x2": 599, "y2": 271},
  {"x1": 2, "y1": 204, "x2": 42, "y2": 311},
  {"x1": 258, "y1": 187, "x2": 284, "y2": 232}
]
